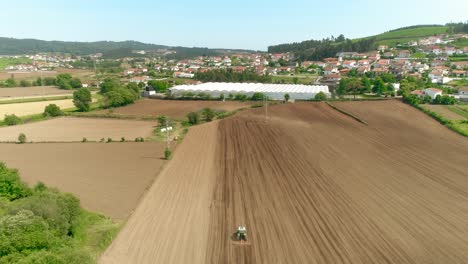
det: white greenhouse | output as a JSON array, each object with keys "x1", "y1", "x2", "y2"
[{"x1": 169, "y1": 82, "x2": 330, "y2": 100}]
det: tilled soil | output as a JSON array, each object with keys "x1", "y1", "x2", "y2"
[
  {"x1": 0, "y1": 117, "x2": 155, "y2": 142},
  {"x1": 207, "y1": 101, "x2": 468, "y2": 263},
  {"x1": 101, "y1": 100, "x2": 468, "y2": 263},
  {"x1": 94, "y1": 99, "x2": 253, "y2": 120},
  {"x1": 0, "y1": 142, "x2": 167, "y2": 219}
]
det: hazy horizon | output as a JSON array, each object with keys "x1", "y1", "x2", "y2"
[{"x1": 1, "y1": 0, "x2": 467, "y2": 51}]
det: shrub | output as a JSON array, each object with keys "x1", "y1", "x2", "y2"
[
  {"x1": 187, "y1": 112, "x2": 200, "y2": 125},
  {"x1": 284, "y1": 93, "x2": 290, "y2": 102},
  {"x1": 121, "y1": 137, "x2": 125, "y2": 142},
  {"x1": 202, "y1": 108, "x2": 215, "y2": 122},
  {"x1": 81, "y1": 137, "x2": 87, "y2": 143},
  {"x1": 164, "y1": 148, "x2": 172, "y2": 160},
  {"x1": 157, "y1": 115, "x2": 170, "y2": 127},
  {"x1": 100, "y1": 138, "x2": 105, "y2": 143},
  {"x1": 314, "y1": 92, "x2": 327, "y2": 101},
  {"x1": 18, "y1": 133, "x2": 26, "y2": 144},
  {"x1": 107, "y1": 138, "x2": 112, "y2": 143},
  {"x1": 250, "y1": 92, "x2": 265, "y2": 101},
  {"x1": 4, "y1": 114, "x2": 21, "y2": 126},
  {"x1": 43, "y1": 104, "x2": 63, "y2": 117}
]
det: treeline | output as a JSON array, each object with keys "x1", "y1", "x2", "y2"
[
  {"x1": 268, "y1": 36, "x2": 377, "y2": 61},
  {"x1": 0, "y1": 73, "x2": 82, "y2": 89},
  {"x1": 0, "y1": 162, "x2": 115, "y2": 263},
  {"x1": 0, "y1": 38, "x2": 255, "y2": 59},
  {"x1": 195, "y1": 69, "x2": 272, "y2": 83},
  {"x1": 446, "y1": 22, "x2": 468, "y2": 33},
  {"x1": 99, "y1": 78, "x2": 140, "y2": 108}
]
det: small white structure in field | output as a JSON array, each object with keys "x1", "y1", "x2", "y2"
[
  {"x1": 424, "y1": 88, "x2": 443, "y2": 100},
  {"x1": 160, "y1": 127, "x2": 173, "y2": 133},
  {"x1": 142, "y1": 86, "x2": 156, "y2": 97},
  {"x1": 392, "y1": 83, "x2": 400, "y2": 94}
]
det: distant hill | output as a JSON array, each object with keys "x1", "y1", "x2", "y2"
[
  {"x1": 268, "y1": 24, "x2": 463, "y2": 61},
  {"x1": 0, "y1": 37, "x2": 256, "y2": 59},
  {"x1": 357, "y1": 25, "x2": 449, "y2": 46}
]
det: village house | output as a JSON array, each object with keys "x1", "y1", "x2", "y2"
[
  {"x1": 424, "y1": 88, "x2": 443, "y2": 100},
  {"x1": 323, "y1": 66, "x2": 339, "y2": 75}
]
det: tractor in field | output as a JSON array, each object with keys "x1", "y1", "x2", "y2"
[{"x1": 236, "y1": 226, "x2": 247, "y2": 242}]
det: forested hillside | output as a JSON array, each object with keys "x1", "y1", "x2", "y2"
[{"x1": 0, "y1": 38, "x2": 255, "y2": 59}]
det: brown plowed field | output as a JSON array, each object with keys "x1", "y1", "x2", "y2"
[
  {"x1": 100, "y1": 122, "x2": 218, "y2": 263},
  {"x1": 102, "y1": 100, "x2": 468, "y2": 263},
  {"x1": 94, "y1": 99, "x2": 253, "y2": 119},
  {"x1": 0, "y1": 86, "x2": 72, "y2": 98},
  {"x1": 0, "y1": 142, "x2": 167, "y2": 219},
  {"x1": 0, "y1": 117, "x2": 155, "y2": 142}
]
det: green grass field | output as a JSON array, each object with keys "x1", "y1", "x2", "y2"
[
  {"x1": 448, "y1": 105, "x2": 468, "y2": 119},
  {"x1": 0, "y1": 57, "x2": 32, "y2": 70},
  {"x1": 353, "y1": 26, "x2": 448, "y2": 47}
]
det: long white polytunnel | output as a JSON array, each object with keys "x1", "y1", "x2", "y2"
[{"x1": 169, "y1": 82, "x2": 330, "y2": 100}]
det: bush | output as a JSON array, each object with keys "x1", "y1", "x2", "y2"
[
  {"x1": 187, "y1": 112, "x2": 200, "y2": 125},
  {"x1": 73, "y1": 88, "x2": 92, "y2": 112},
  {"x1": 18, "y1": 133, "x2": 26, "y2": 144},
  {"x1": 107, "y1": 138, "x2": 112, "y2": 143},
  {"x1": 82, "y1": 137, "x2": 87, "y2": 143},
  {"x1": 134, "y1": 137, "x2": 144, "y2": 142},
  {"x1": 164, "y1": 148, "x2": 172, "y2": 160},
  {"x1": 43, "y1": 104, "x2": 63, "y2": 117},
  {"x1": 4, "y1": 114, "x2": 21, "y2": 126},
  {"x1": 121, "y1": 137, "x2": 125, "y2": 142},
  {"x1": 157, "y1": 115, "x2": 170, "y2": 127},
  {"x1": 201, "y1": 108, "x2": 215, "y2": 122},
  {"x1": 250, "y1": 92, "x2": 265, "y2": 101},
  {"x1": 314, "y1": 92, "x2": 327, "y2": 101}
]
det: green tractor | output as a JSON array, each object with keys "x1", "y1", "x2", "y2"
[{"x1": 236, "y1": 226, "x2": 247, "y2": 241}]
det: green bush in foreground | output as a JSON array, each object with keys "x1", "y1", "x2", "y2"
[
  {"x1": 0, "y1": 162, "x2": 117, "y2": 263},
  {"x1": 4, "y1": 114, "x2": 21, "y2": 126}
]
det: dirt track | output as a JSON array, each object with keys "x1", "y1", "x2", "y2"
[
  {"x1": 95, "y1": 99, "x2": 253, "y2": 119},
  {"x1": 102, "y1": 100, "x2": 468, "y2": 263},
  {"x1": 0, "y1": 142, "x2": 167, "y2": 219},
  {"x1": 0, "y1": 117, "x2": 155, "y2": 142},
  {"x1": 100, "y1": 122, "x2": 218, "y2": 263}
]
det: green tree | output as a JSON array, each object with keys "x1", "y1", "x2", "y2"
[
  {"x1": 0, "y1": 162, "x2": 31, "y2": 200},
  {"x1": 314, "y1": 92, "x2": 327, "y2": 101},
  {"x1": 69, "y1": 78, "x2": 82, "y2": 89},
  {"x1": 164, "y1": 148, "x2": 172, "y2": 160},
  {"x1": 56, "y1": 74, "x2": 73, "y2": 90},
  {"x1": 372, "y1": 78, "x2": 387, "y2": 95},
  {"x1": 251, "y1": 92, "x2": 265, "y2": 101},
  {"x1": 73, "y1": 88, "x2": 92, "y2": 112},
  {"x1": 346, "y1": 78, "x2": 362, "y2": 99},
  {"x1": 284, "y1": 93, "x2": 290, "y2": 102},
  {"x1": 43, "y1": 104, "x2": 63, "y2": 117},
  {"x1": 18, "y1": 133, "x2": 27, "y2": 144},
  {"x1": 5, "y1": 78, "x2": 16, "y2": 87}
]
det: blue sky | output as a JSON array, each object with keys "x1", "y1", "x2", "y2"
[{"x1": 1, "y1": 0, "x2": 467, "y2": 50}]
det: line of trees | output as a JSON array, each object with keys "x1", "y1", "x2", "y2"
[
  {"x1": 0, "y1": 74, "x2": 82, "y2": 89},
  {"x1": 268, "y1": 35, "x2": 377, "y2": 61},
  {"x1": 195, "y1": 69, "x2": 272, "y2": 83},
  {"x1": 99, "y1": 78, "x2": 140, "y2": 108}
]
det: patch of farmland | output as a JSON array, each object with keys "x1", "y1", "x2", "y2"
[
  {"x1": 100, "y1": 121, "x2": 218, "y2": 263},
  {"x1": 0, "y1": 142, "x2": 167, "y2": 219},
  {"x1": 421, "y1": 104, "x2": 467, "y2": 120},
  {"x1": 206, "y1": 101, "x2": 468, "y2": 263},
  {"x1": 101, "y1": 100, "x2": 468, "y2": 263},
  {"x1": 94, "y1": 99, "x2": 253, "y2": 120},
  {"x1": 0, "y1": 99, "x2": 76, "y2": 119},
  {"x1": 0, "y1": 117, "x2": 155, "y2": 142},
  {"x1": 0, "y1": 86, "x2": 72, "y2": 99}
]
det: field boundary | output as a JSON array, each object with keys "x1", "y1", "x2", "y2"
[
  {"x1": 405, "y1": 102, "x2": 468, "y2": 137},
  {"x1": 326, "y1": 102, "x2": 368, "y2": 125}
]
